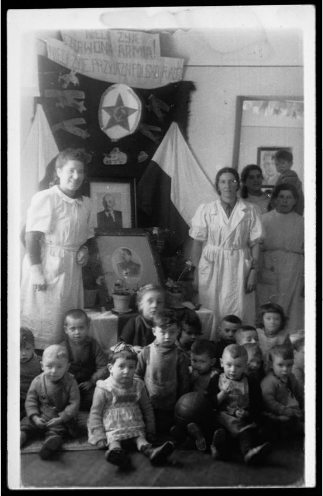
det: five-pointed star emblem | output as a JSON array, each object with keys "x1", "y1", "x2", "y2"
[{"x1": 103, "y1": 93, "x2": 138, "y2": 131}]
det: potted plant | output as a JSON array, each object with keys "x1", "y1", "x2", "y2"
[
  {"x1": 112, "y1": 277, "x2": 132, "y2": 314},
  {"x1": 164, "y1": 260, "x2": 193, "y2": 308}
]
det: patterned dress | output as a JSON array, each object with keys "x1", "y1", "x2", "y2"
[{"x1": 20, "y1": 185, "x2": 96, "y2": 349}]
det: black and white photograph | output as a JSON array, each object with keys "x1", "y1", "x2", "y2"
[{"x1": 7, "y1": 6, "x2": 317, "y2": 491}]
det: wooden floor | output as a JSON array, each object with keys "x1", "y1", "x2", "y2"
[{"x1": 19, "y1": 436, "x2": 305, "y2": 489}]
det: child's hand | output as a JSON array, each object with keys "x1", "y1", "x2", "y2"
[
  {"x1": 33, "y1": 416, "x2": 47, "y2": 429},
  {"x1": 96, "y1": 440, "x2": 107, "y2": 449},
  {"x1": 46, "y1": 417, "x2": 63, "y2": 427},
  {"x1": 79, "y1": 381, "x2": 93, "y2": 391},
  {"x1": 235, "y1": 408, "x2": 248, "y2": 419},
  {"x1": 222, "y1": 381, "x2": 233, "y2": 394}
]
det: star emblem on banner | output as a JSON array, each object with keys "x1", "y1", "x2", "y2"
[{"x1": 103, "y1": 93, "x2": 138, "y2": 131}]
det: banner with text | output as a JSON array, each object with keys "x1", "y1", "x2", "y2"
[{"x1": 46, "y1": 34, "x2": 184, "y2": 89}]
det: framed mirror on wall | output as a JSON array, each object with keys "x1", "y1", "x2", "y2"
[{"x1": 232, "y1": 96, "x2": 304, "y2": 187}]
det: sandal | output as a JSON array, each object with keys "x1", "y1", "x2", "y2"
[{"x1": 105, "y1": 448, "x2": 129, "y2": 466}]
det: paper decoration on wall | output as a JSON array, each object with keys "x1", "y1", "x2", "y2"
[
  {"x1": 138, "y1": 124, "x2": 162, "y2": 144},
  {"x1": 146, "y1": 94, "x2": 170, "y2": 122},
  {"x1": 44, "y1": 89, "x2": 87, "y2": 113},
  {"x1": 99, "y1": 84, "x2": 142, "y2": 141},
  {"x1": 103, "y1": 147, "x2": 127, "y2": 165},
  {"x1": 137, "y1": 151, "x2": 149, "y2": 163},
  {"x1": 46, "y1": 30, "x2": 184, "y2": 89},
  {"x1": 243, "y1": 100, "x2": 304, "y2": 120},
  {"x1": 52, "y1": 118, "x2": 90, "y2": 139},
  {"x1": 58, "y1": 70, "x2": 80, "y2": 88}
]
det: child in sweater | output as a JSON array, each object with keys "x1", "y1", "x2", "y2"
[
  {"x1": 20, "y1": 344, "x2": 80, "y2": 459},
  {"x1": 60, "y1": 309, "x2": 108, "y2": 410},
  {"x1": 20, "y1": 327, "x2": 42, "y2": 420},
  {"x1": 172, "y1": 339, "x2": 226, "y2": 459},
  {"x1": 261, "y1": 344, "x2": 304, "y2": 438},
  {"x1": 136, "y1": 309, "x2": 191, "y2": 434},
  {"x1": 176, "y1": 308, "x2": 203, "y2": 366},
  {"x1": 87, "y1": 342, "x2": 174, "y2": 467},
  {"x1": 256, "y1": 303, "x2": 292, "y2": 373},
  {"x1": 215, "y1": 344, "x2": 272, "y2": 465},
  {"x1": 120, "y1": 284, "x2": 165, "y2": 353},
  {"x1": 214, "y1": 315, "x2": 242, "y2": 371}
]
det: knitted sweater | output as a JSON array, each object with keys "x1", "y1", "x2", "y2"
[
  {"x1": 25, "y1": 372, "x2": 80, "y2": 423},
  {"x1": 261, "y1": 371, "x2": 304, "y2": 415},
  {"x1": 60, "y1": 337, "x2": 108, "y2": 385},
  {"x1": 20, "y1": 353, "x2": 42, "y2": 401}
]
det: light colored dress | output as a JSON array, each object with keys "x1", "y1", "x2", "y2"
[
  {"x1": 20, "y1": 185, "x2": 96, "y2": 349},
  {"x1": 257, "y1": 209, "x2": 304, "y2": 331},
  {"x1": 189, "y1": 199, "x2": 263, "y2": 331}
]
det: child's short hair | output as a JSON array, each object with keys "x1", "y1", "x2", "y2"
[
  {"x1": 42, "y1": 344, "x2": 69, "y2": 362},
  {"x1": 256, "y1": 303, "x2": 287, "y2": 330},
  {"x1": 222, "y1": 343, "x2": 248, "y2": 360},
  {"x1": 179, "y1": 309, "x2": 202, "y2": 334},
  {"x1": 244, "y1": 343, "x2": 263, "y2": 361},
  {"x1": 64, "y1": 308, "x2": 90, "y2": 326},
  {"x1": 109, "y1": 342, "x2": 138, "y2": 365},
  {"x1": 20, "y1": 327, "x2": 35, "y2": 348},
  {"x1": 268, "y1": 344, "x2": 294, "y2": 364},
  {"x1": 221, "y1": 315, "x2": 243, "y2": 327},
  {"x1": 153, "y1": 309, "x2": 180, "y2": 329},
  {"x1": 191, "y1": 338, "x2": 217, "y2": 359},
  {"x1": 274, "y1": 149, "x2": 293, "y2": 163},
  {"x1": 236, "y1": 325, "x2": 257, "y2": 339},
  {"x1": 136, "y1": 283, "x2": 165, "y2": 308}
]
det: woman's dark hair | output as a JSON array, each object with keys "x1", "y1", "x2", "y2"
[
  {"x1": 53, "y1": 148, "x2": 92, "y2": 185},
  {"x1": 240, "y1": 164, "x2": 263, "y2": 199},
  {"x1": 214, "y1": 167, "x2": 240, "y2": 196},
  {"x1": 270, "y1": 183, "x2": 299, "y2": 202},
  {"x1": 256, "y1": 303, "x2": 287, "y2": 331}
]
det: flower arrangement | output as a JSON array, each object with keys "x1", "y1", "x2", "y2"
[
  {"x1": 112, "y1": 277, "x2": 131, "y2": 296},
  {"x1": 164, "y1": 260, "x2": 193, "y2": 294}
]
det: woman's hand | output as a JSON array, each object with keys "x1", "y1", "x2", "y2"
[
  {"x1": 245, "y1": 268, "x2": 257, "y2": 293},
  {"x1": 30, "y1": 264, "x2": 47, "y2": 291},
  {"x1": 76, "y1": 246, "x2": 89, "y2": 266}
]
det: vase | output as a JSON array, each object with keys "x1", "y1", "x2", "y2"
[
  {"x1": 166, "y1": 290, "x2": 185, "y2": 309},
  {"x1": 112, "y1": 294, "x2": 131, "y2": 313}
]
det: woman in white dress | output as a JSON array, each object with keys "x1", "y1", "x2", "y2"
[
  {"x1": 240, "y1": 164, "x2": 271, "y2": 215},
  {"x1": 189, "y1": 167, "x2": 264, "y2": 339},
  {"x1": 21, "y1": 148, "x2": 96, "y2": 350},
  {"x1": 257, "y1": 183, "x2": 304, "y2": 332}
]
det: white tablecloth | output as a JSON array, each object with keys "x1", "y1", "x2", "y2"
[{"x1": 85, "y1": 307, "x2": 216, "y2": 354}]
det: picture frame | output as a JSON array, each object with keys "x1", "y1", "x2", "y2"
[
  {"x1": 88, "y1": 178, "x2": 137, "y2": 229},
  {"x1": 94, "y1": 229, "x2": 165, "y2": 296},
  {"x1": 257, "y1": 146, "x2": 293, "y2": 186}
]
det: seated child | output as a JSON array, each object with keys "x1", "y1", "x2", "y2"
[
  {"x1": 271, "y1": 149, "x2": 304, "y2": 215},
  {"x1": 176, "y1": 308, "x2": 203, "y2": 366},
  {"x1": 291, "y1": 335, "x2": 305, "y2": 397},
  {"x1": 243, "y1": 343, "x2": 265, "y2": 383},
  {"x1": 235, "y1": 326, "x2": 259, "y2": 346},
  {"x1": 214, "y1": 315, "x2": 242, "y2": 371},
  {"x1": 60, "y1": 309, "x2": 108, "y2": 411},
  {"x1": 20, "y1": 344, "x2": 80, "y2": 459},
  {"x1": 20, "y1": 327, "x2": 42, "y2": 420},
  {"x1": 87, "y1": 341, "x2": 174, "y2": 467},
  {"x1": 215, "y1": 344, "x2": 272, "y2": 465},
  {"x1": 120, "y1": 284, "x2": 165, "y2": 353},
  {"x1": 261, "y1": 344, "x2": 304, "y2": 438},
  {"x1": 256, "y1": 303, "x2": 292, "y2": 373},
  {"x1": 136, "y1": 309, "x2": 191, "y2": 434},
  {"x1": 172, "y1": 338, "x2": 226, "y2": 459}
]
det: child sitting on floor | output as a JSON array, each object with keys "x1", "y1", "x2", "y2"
[
  {"x1": 136, "y1": 309, "x2": 191, "y2": 435},
  {"x1": 60, "y1": 309, "x2": 108, "y2": 410},
  {"x1": 214, "y1": 315, "x2": 242, "y2": 371},
  {"x1": 260, "y1": 344, "x2": 304, "y2": 438},
  {"x1": 176, "y1": 308, "x2": 203, "y2": 366},
  {"x1": 256, "y1": 303, "x2": 292, "y2": 373},
  {"x1": 119, "y1": 284, "x2": 165, "y2": 353},
  {"x1": 215, "y1": 344, "x2": 272, "y2": 465},
  {"x1": 20, "y1": 327, "x2": 42, "y2": 420},
  {"x1": 171, "y1": 338, "x2": 226, "y2": 459},
  {"x1": 20, "y1": 344, "x2": 80, "y2": 459},
  {"x1": 235, "y1": 325, "x2": 259, "y2": 346},
  {"x1": 87, "y1": 341, "x2": 174, "y2": 467}
]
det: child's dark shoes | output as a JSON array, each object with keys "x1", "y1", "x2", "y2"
[
  {"x1": 39, "y1": 435, "x2": 62, "y2": 460},
  {"x1": 244, "y1": 442, "x2": 272, "y2": 465},
  {"x1": 105, "y1": 448, "x2": 129, "y2": 466},
  {"x1": 210, "y1": 428, "x2": 226, "y2": 460},
  {"x1": 141, "y1": 441, "x2": 175, "y2": 466},
  {"x1": 187, "y1": 422, "x2": 206, "y2": 451}
]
